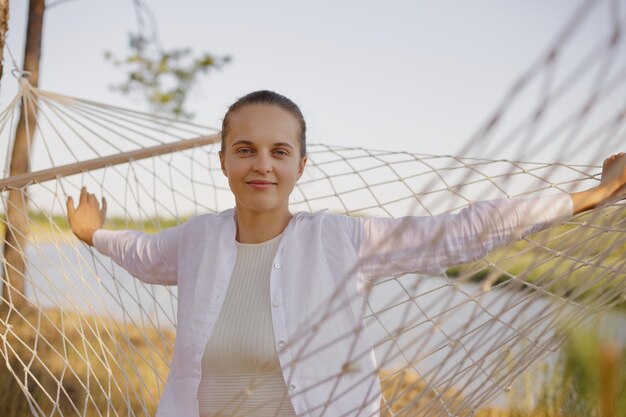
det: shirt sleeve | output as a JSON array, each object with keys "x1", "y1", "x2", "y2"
[
  {"x1": 348, "y1": 194, "x2": 573, "y2": 281},
  {"x1": 92, "y1": 223, "x2": 184, "y2": 285}
]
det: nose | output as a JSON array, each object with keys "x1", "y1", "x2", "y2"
[{"x1": 252, "y1": 152, "x2": 273, "y2": 173}]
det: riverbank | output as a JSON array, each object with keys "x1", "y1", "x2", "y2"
[
  {"x1": 0, "y1": 211, "x2": 187, "y2": 244},
  {"x1": 446, "y1": 207, "x2": 626, "y2": 309}
]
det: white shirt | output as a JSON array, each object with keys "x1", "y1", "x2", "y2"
[{"x1": 93, "y1": 194, "x2": 573, "y2": 417}]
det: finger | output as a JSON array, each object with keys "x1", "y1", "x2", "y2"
[
  {"x1": 79, "y1": 186, "x2": 89, "y2": 204},
  {"x1": 66, "y1": 196, "x2": 75, "y2": 219},
  {"x1": 100, "y1": 197, "x2": 108, "y2": 219},
  {"x1": 88, "y1": 193, "x2": 98, "y2": 206}
]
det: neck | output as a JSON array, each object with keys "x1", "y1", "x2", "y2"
[{"x1": 234, "y1": 205, "x2": 292, "y2": 243}]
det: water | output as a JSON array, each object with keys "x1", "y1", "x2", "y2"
[{"x1": 24, "y1": 242, "x2": 179, "y2": 330}]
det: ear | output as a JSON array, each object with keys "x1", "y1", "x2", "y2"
[
  {"x1": 219, "y1": 151, "x2": 227, "y2": 177},
  {"x1": 297, "y1": 156, "x2": 307, "y2": 179}
]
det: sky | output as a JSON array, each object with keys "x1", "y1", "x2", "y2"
[{"x1": 2, "y1": 0, "x2": 617, "y2": 164}]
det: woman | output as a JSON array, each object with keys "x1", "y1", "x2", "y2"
[{"x1": 67, "y1": 90, "x2": 626, "y2": 417}]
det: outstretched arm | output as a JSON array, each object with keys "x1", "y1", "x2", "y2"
[
  {"x1": 570, "y1": 152, "x2": 626, "y2": 214},
  {"x1": 349, "y1": 153, "x2": 626, "y2": 281},
  {"x1": 66, "y1": 186, "x2": 181, "y2": 285},
  {"x1": 67, "y1": 186, "x2": 107, "y2": 246}
]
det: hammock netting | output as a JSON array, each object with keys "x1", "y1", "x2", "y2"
[{"x1": 1, "y1": 0, "x2": 626, "y2": 415}]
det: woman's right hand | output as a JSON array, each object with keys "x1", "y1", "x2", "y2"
[{"x1": 66, "y1": 186, "x2": 107, "y2": 246}]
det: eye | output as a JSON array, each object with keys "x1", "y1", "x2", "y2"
[
  {"x1": 273, "y1": 149, "x2": 290, "y2": 157},
  {"x1": 236, "y1": 147, "x2": 253, "y2": 155}
]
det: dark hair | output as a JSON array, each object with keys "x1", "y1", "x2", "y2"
[{"x1": 221, "y1": 90, "x2": 307, "y2": 157}]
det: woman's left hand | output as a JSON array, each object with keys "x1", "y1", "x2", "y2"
[
  {"x1": 599, "y1": 152, "x2": 626, "y2": 202},
  {"x1": 571, "y1": 152, "x2": 626, "y2": 214}
]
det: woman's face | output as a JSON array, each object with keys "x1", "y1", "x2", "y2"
[{"x1": 219, "y1": 104, "x2": 307, "y2": 215}]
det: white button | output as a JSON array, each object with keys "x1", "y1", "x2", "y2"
[
  {"x1": 289, "y1": 384, "x2": 296, "y2": 392},
  {"x1": 278, "y1": 340, "x2": 286, "y2": 349},
  {"x1": 274, "y1": 262, "x2": 281, "y2": 269},
  {"x1": 273, "y1": 300, "x2": 281, "y2": 307}
]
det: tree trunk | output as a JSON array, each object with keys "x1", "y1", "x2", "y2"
[
  {"x1": 2, "y1": 0, "x2": 45, "y2": 309},
  {"x1": 0, "y1": 0, "x2": 9, "y2": 88}
]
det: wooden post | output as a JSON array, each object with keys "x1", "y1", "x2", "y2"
[{"x1": 1, "y1": 0, "x2": 45, "y2": 309}]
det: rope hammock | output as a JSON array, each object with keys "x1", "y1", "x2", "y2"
[{"x1": 1, "y1": 1, "x2": 626, "y2": 415}]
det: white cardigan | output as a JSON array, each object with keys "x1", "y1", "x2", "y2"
[{"x1": 93, "y1": 194, "x2": 573, "y2": 417}]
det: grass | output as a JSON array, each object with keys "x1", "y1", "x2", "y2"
[
  {"x1": 496, "y1": 327, "x2": 626, "y2": 417},
  {"x1": 379, "y1": 326, "x2": 626, "y2": 417},
  {"x1": 0, "y1": 304, "x2": 174, "y2": 417}
]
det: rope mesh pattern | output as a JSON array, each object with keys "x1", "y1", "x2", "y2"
[{"x1": 1, "y1": 0, "x2": 626, "y2": 415}]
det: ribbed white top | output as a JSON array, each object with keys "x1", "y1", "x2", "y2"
[{"x1": 197, "y1": 233, "x2": 297, "y2": 417}]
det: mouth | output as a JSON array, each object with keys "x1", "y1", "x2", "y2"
[{"x1": 246, "y1": 180, "x2": 277, "y2": 190}]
